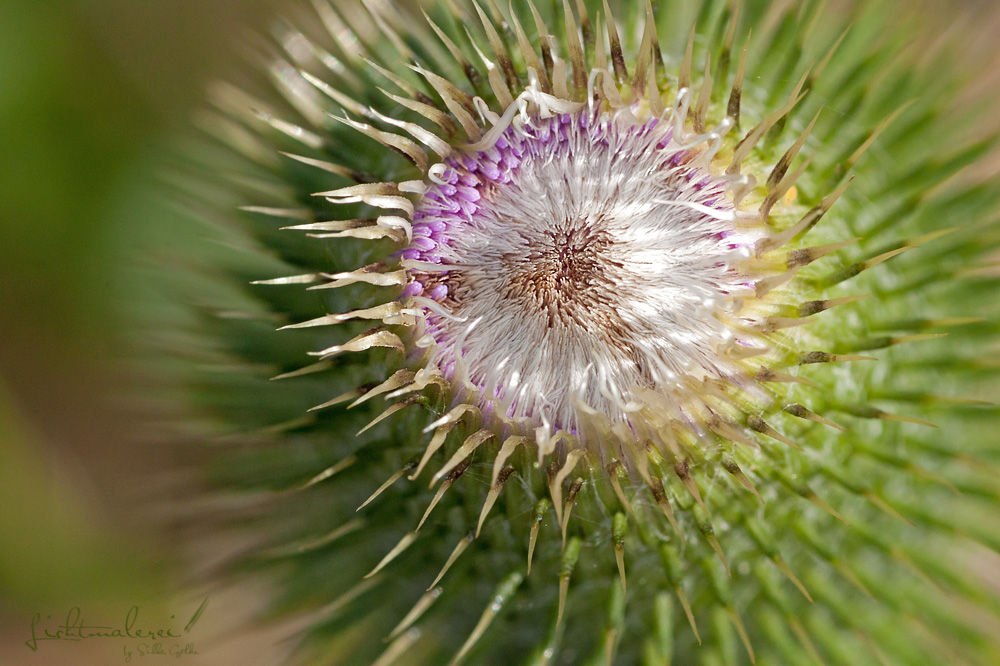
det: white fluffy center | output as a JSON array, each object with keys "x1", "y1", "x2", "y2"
[{"x1": 422, "y1": 113, "x2": 752, "y2": 434}]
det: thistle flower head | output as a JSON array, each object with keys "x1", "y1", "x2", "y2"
[
  {"x1": 407, "y1": 92, "x2": 769, "y2": 452},
  {"x1": 183, "y1": 1, "x2": 1000, "y2": 664}
]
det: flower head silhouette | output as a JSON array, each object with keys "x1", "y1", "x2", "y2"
[{"x1": 184, "y1": 1, "x2": 1000, "y2": 664}]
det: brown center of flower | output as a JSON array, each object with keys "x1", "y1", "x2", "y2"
[{"x1": 499, "y1": 215, "x2": 624, "y2": 329}]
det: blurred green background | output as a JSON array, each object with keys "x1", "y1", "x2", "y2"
[
  {"x1": 1, "y1": 0, "x2": 998, "y2": 664},
  {"x1": 0, "y1": 2, "x2": 290, "y2": 664}
]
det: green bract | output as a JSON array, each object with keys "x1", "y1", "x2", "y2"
[{"x1": 180, "y1": 1, "x2": 1000, "y2": 665}]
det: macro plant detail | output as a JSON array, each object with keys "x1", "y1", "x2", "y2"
[{"x1": 182, "y1": 0, "x2": 1000, "y2": 665}]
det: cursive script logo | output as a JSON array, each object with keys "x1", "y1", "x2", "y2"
[
  {"x1": 26, "y1": 598, "x2": 208, "y2": 656},
  {"x1": 124, "y1": 642, "x2": 199, "y2": 662}
]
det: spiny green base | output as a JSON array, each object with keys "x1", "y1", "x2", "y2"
[{"x1": 161, "y1": 1, "x2": 1000, "y2": 665}]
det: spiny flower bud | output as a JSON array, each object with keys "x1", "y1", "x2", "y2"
[{"x1": 181, "y1": 1, "x2": 1000, "y2": 665}]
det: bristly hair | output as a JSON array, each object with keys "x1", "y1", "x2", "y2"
[{"x1": 167, "y1": 1, "x2": 1000, "y2": 665}]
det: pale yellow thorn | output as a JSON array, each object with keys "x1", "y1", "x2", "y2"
[
  {"x1": 863, "y1": 491, "x2": 914, "y2": 526},
  {"x1": 282, "y1": 302, "x2": 402, "y2": 329},
  {"x1": 417, "y1": 476, "x2": 459, "y2": 531},
  {"x1": 847, "y1": 100, "x2": 917, "y2": 169},
  {"x1": 648, "y1": 478, "x2": 681, "y2": 535},
  {"x1": 279, "y1": 150, "x2": 360, "y2": 178},
  {"x1": 561, "y1": 0, "x2": 586, "y2": 93},
  {"x1": 492, "y1": 436, "x2": 525, "y2": 486},
  {"x1": 314, "y1": 576, "x2": 381, "y2": 621},
  {"x1": 509, "y1": 2, "x2": 549, "y2": 92},
  {"x1": 294, "y1": 455, "x2": 356, "y2": 491},
  {"x1": 766, "y1": 109, "x2": 821, "y2": 191},
  {"x1": 422, "y1": 403, "x2": 480, "y2": 434},
  {"x1": 306, "y1": 226, "x2": 403, "y2": 242},
  {"x1": 551, "y1": 54, "x2": 570, "y2": 100},
  {"x1": 603, "y1": 629, "x2": 618, "y2": 666},
  {"x1": 729, "y1": 607, "x2": 757, "y2": 664},
  {"x1": 448, "y1": 574, "x2": 522, "y2": 666},
  {"x1": 332, "y1": 113, "x2": 430, "y2": 172},
  {"x1": 834, "y1": 559, "x2": 874, "y2": 599},
  {"x1": 410, "y1": 424, "x2": 456, "y2": 481},
  {"x1": 808, "y1": 492, "x2": 851, "y2": 526},
  {"x1": 349, "y1": 370, "x2": 415, "y2": 409},
  {"x1": 299, "y1": 69, "x2": 366, "y2": 115},
  {"x1": 705, "y1": 532, "x2": 731, "y2": 578},
  {"x1": 421, "y1": 8, "x2": 471, "y2": 76},
  {"x1": 527, "y1": 516, "x2": 542, "y2": 576},
  {"x1": 727, "y1": 30, "x2": 749, "y2": 126},
  {"x1": 724, "y1": 463, "x2": 763, "y2": 503},
  {"x1": 410, "y1": 64, "x2": 481, "y2": 140},
  {"x1": 282, "y1": 219, "x2": 370, "y2": 232},
  {"x1": 788, "y1": 617, "x2": 828, "y2": 666},
  {"x1": 709, "y1": 420, "x2": 760, "y2": 450},
  {"x1": 471, "y1": 0, "x2": 518, "y2": 92},
  {"x1": 256, "y1": 519, "x2": 363, "y2": 559},
  {"x1": 878, "y1": 412, "x2": 937, "y2": 428},
  {"x1": 252, "y1": 272, "x2": 320, "y2": 285},
  {"x1": 365, "y1": 105, "x2": 452, "y2": 158},
  {"x1": 256, "y1": 112, "x2": 323, "y2": 149},
  {"x1": 372, "y1": 628, "x2": 421, "y2": 666},
  {"x1": 556, "y1": 576, "x2": 569, "y2": 630},
  {"x1": 674, "y1": 460, "x2": 705, "y2": 507},
  {"x1": 785, "y1": 404, "x2": 847, "y2": 432},
  {"x1": 756, "y1": 177, "x2": 853, "y2": 255},
  {"x1": 614, "y1": 547, "x2": 627, "y2": 600},
  {"x1": 389, "y1": 590, "x2": 441, "y2": 641},
  {"x1": 592, "y1": 13, "x2": 606, "y2": 75},
  {"x1": 630, "y1": 8, "x2": 656, "y2": 100},
  {"x1": 602, "y1": 0, "x2": 627, "y2": 83},
  {"x1": 377, "y1": 87, "x2": 458, "y2": 135},
  {"x1": 560, "y1": 478, "x2": 583, "y2": 548},
  {"x1": 358, "y1": 468, "x2": 409, "y2": 511},
  {"x1": 365, "y1": 531, "x2": 418, "y2": 579},
  {"x1": 428, "y1": 535, "x2": 474, "y2": 591},
  {"x1": 549, "y1": 449, "x2": 587, "y2": 528},
  {"x1": 430, "y1": 429, "x2": 493, "y2": 488},
  {"x1": 748, "y1": 415, "x2": 802, "y2": 449},
  {"x1": 363, "y1": 0, "x2": 414, "y2": 61},
  {"x1": 525, "y1": 0, "x2": 553, "y2": 79},
  {"x1": 693, "y1": 55, "x2": 713, "y2": 134},
  {"x1": 728, "y1": 67, "x2": 811, "y2": 174},
  {"x1": 676, "y1": 588, "x2": 701, "y2": 644},
  {"x1": 536, "y1": 428, "x2": 576, "y2": 463},
  {"x1": 239, "y1": 206, "x2": 313, "y2": 220},
  {"x1": 308, "y1": 387, "x2": 362, "y2": 412},
  {"x1": 357, "y1": 397, "x2": 419, "y2": 436},
  {"x1": 477, "y1": 466, "x2": 514, "y2": 538},
  {"x1": 606, "y1": 462, "x2": 635, "y2": 517},
  {"x1": 887, "y1": 332, "x2": 949, "y2": 347},
  {"x1": 459, "y1": 27, "x2": 509, "y2": 109},
  {"x1": 773, "y1": 556, "x2": 813, "y2": 602},
  {"x1": 647, "y1": 57, "x2": 665, "y2": 117},
  {"x1": 678, "y1": 24, "x2": 695, "y2": 92}
]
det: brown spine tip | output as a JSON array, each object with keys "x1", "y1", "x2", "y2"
[
  {"x1": 727, "y1": 32, "x2": 749, "y2": 128},
  {"x1": 602, "y1": 0, "x2": 628, "y2": 83}
]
